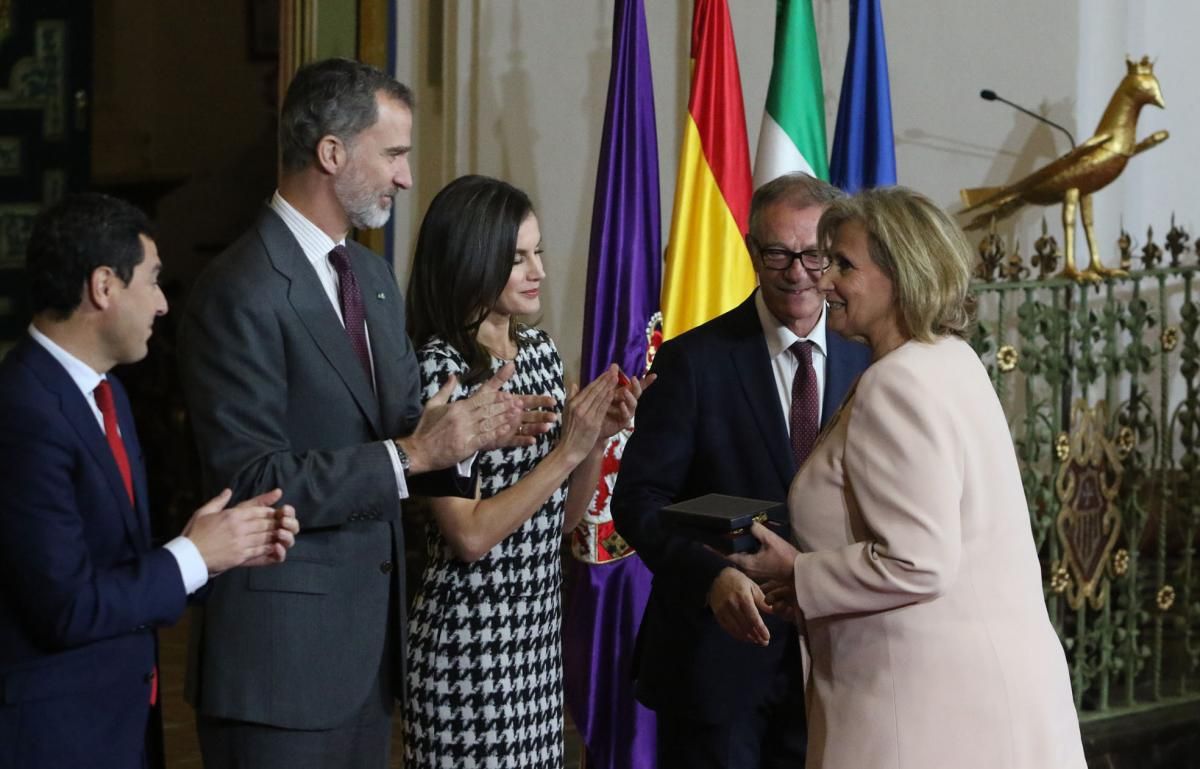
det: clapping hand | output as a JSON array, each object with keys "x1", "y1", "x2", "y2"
[
  {"x1": 497, "y1": 392, "x2": 559, "y2": 448},
  {"x1": 400, "y1": 363, "x2": 524, "y2": 472},
  {"x1": 236, "y1": 489, "x2": 299, "y2": 568},
  {"x1": 558, "y1": 367, "x2": 619, "y2": 465},
  {"x1": 599, "y1": 369, "x2": 656, "y2": 442},
  {"x1": 185, "y1": 488, "x2": 299, "y2": 576}
]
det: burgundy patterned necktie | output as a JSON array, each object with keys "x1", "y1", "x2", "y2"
[
  {"x1": 328, "y1": 245, "x2": 373, "y2": 385},
  {"x1": 789, "y1": 340, "x2": 819, "y2": 468}
]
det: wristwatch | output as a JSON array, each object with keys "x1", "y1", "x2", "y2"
[{"x1": 394, "y1": 441, "x2": 411, "y2": 473}]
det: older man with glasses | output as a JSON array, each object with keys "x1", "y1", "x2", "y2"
[{"x1": 612, "y1": 173, "x2": 872, "y2": 769}]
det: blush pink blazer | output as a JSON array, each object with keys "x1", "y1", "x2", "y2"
[{"x1": 789, "y1": 336, "x2": 1086, "y2": 769}]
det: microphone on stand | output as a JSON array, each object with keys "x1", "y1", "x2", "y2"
[{"x1": 980, "y1": 89, "x2": 1077, "y2": 149}]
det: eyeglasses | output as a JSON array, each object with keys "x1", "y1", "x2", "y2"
[{"x1": 750, "y1": 238, "x2": 830, "y2": 272}]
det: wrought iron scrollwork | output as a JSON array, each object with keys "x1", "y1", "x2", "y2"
[{"x1": 971, "y1": 219, "x2": 1200, "y2": 712}]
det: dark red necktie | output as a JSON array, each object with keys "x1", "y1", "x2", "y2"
[
  {"x1": 328, "y1": 245, "x2": 373, "y2": 384},
  {"x1": 94, "y1": 379, "x2": 134, "y2": 506},
  {"x1": 789, "y1": 340, "x2": 819, "y2": 468}
]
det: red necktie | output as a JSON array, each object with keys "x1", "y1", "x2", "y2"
[
  {"x1": 94, "y1": 379, "x2": 134, "y2": 506},
  {"x1": 94, "y1": 379, "x2": 156, "y2": 705},
  {"x1": 789, "y1": 340, "x2": 819, "y2": 468},
  {"x1": 328, "y1": 245, "x2": 373, "y2": 385}
]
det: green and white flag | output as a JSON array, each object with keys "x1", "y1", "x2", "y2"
[{"x1": 753, "y1": 0, "x2": 829, "y2": 187}]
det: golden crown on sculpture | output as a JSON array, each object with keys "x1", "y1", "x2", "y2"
[{"x1": 960, "y1": 56, "x2": 1169, "y2": 282}]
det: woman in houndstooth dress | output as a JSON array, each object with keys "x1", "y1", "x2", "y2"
[{"x1": 402, "y1": 175, "x2": 639, "y2": 768}]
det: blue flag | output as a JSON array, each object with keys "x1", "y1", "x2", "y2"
[{"x1": 830, "y1": 0, "x2": 897, "y2": 192}]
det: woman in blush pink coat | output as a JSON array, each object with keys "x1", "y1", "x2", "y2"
[{"x1": 730, "y1": 187, "x2": 1087, "y2": 769}]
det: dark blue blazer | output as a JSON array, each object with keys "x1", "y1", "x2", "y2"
[
  {"x1": 612, "y1": 294, "x2": 871, "y2": 722},
  {"x1": 0, "y1": 335, "x2": 185, "y2": 769}
]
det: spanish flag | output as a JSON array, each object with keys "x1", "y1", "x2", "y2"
[{"x1": 660, "y1": 0, "x2": 756, "y2": 340}]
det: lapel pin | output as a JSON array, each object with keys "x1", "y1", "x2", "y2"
[{"x1": 376, "y1": 292, "x2": 386, "y2": 300}]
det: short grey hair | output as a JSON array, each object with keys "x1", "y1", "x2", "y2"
[
  {"x1": 279, "y1": 58, "x2": 413, "y2": 172},
  {"x1": 749, "y1": 172, "x2": 844, "y2": 243}
]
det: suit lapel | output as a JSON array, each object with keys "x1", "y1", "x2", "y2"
[
  {"x1": 823, "y1": 331, "x2": 864, "y2": 428},
  {"x1": 113, "y1": 380, "x2": 153, "y2": 548},
  {"x1": 727, "y1": 297, "x2": 796, "y2": 490},
  {"x1": 358, "y1": 254, "x2": 418, "y2": 436},
  {"x1": 257, "y1": 210, "x2": 383, "y2": 437},
  {"x1": 19, "y1": 339, "x2": 145, "y2": 546}
]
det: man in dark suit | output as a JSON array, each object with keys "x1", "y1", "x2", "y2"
[
  {"x1": 0, "y1": 193, "x2": 298, "y2": 769},
  {"x1": 612, "y1": 173, "x2": 872, "y2": 769},
  {"x1": 177, "y1": 59, "x2": 539, "y2": 769}
]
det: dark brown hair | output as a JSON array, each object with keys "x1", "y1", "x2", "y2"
[{"x1": 406, "y1": 175, "x2": 534, "y2": 385}]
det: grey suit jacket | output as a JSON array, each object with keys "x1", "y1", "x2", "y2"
[{"x1": 178, "y1": 207, "x2": 454, "y2": 729}]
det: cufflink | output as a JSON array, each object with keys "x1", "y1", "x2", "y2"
[{"x1": 376, "y1": 291, "x2": 386, "y2": 300}]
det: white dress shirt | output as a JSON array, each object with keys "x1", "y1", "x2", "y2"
[
  {"x1": 27, "y1": 324, "x2": 209, "y2": 594},
  {"x1": 754, "y1": 291, "x2": 828, "y2": 429}
]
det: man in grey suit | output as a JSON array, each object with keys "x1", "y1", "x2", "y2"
[{"x1": 178, "y1": 59, "x2": 540, "y2": 768}]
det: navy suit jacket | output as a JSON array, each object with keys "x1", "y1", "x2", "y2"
[
  {"x1": 612, "y1": 294, "x2": 871, "y2": 722},
  {"x1": 0, "y1": 335, "x2": 185, "y2": 769}
]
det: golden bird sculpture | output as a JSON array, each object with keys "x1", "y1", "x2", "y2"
[{"x1": 960, "y1": 56, "x2": 1169, "y2": 281}]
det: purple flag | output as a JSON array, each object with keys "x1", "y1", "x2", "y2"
[
  {"x1": 579, "y1": 0, "x2": 661, "y2": 381},
  {"x1": 564, "y1": 1, "x2": 660, "y2": 768}
]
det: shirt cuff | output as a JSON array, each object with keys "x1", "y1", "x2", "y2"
[
  {"x1": 457, "y1": 454, "x2": 477, "y2": 478},
  {"x1": 165, "y1": 536, "x2": 209, "y2": 595},
  {"x1": 383, "y1": 440, "x2": 411, "y2": 500}
]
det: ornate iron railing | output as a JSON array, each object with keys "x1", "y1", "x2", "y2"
[{"x1": 970, "y1": 220, "x2": 1200, "y2": 721}]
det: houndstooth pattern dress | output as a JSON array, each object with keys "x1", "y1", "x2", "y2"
[{"x1": 404, "y1": 328, "x2": 567, "y2": 769}]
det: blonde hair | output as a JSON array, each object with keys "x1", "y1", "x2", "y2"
[{"x1": 816, "y1": 186, "x2": 974, "y2": 342}]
